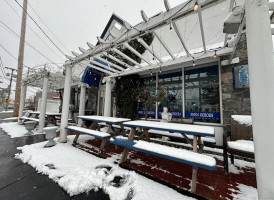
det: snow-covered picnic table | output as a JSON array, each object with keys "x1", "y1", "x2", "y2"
[
  {"x1": 21, "y1": 111, "x2": 61, "y2": 125},
  {"x1": 68, "y1": 116, "x2": 131, "y2": 154},
  {"x1": 111, "y1": 120, "x2": 216, "y2": 193}
]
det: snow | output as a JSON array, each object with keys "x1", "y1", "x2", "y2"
[
  {"x1": 113, "y1": 137, "x2": 216, "y2": 167},
  {"x1": 230, "y1": 184, "x2": 258, "y2": 200},
  {"x1": 0, "y1": 110, "x2": 13, "y2": 113},
  {"x1": 123, "y1": 120, "x2": 215, "y2": 136},
  {"x1": 15, "y1": 136, "x2": 196, "y2": 200},
  {"x1": 148, "y1": 129, "x2": 216, "y2": 144},
  {"x1": 232, "y1": 115, "x2": 252, "y2": 126},
  {"x1": 19, "y1": 116, "x2": 40, "y2": 122},
  {"x1": 78, "y1": 115, "x2": 131, "y2": 123},
  {"x1": 67, "y1": 126, "x2": 111, "y2": 138},
  {"x1": 228, "y1": 140, "x2": 254, "y2": 153},
  {"x1": 0, "y1": 122, "x2": 42, "y2": 138}
]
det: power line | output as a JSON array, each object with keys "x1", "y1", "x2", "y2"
[
  {"x1": 0, "y1": 43, "x2": 19, "y2": 62},
  {"x1": 4, "y1": 0, "x2": 65, "y2": 62},
  {"x1": 0, "y1": 20, "x2": 56, "y2": 63},
  {"x1": 27, "y1": 2, "x2": 71, "y2": 54},
  {"x1": 14, "y1": 0, "x2": 67, "y2": 56}
]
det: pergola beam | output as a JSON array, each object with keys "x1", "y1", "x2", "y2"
[
  {"x1": 66, "y1": 0, "x2": 222, "y2": 66},
  {"x1": 102, "y1": 52, "x2": 134, "y2": 70},
  {"x1": 80, "y1": 61, "x2": 114, "y2": 75},
  {"x1": 112, "y1": 48, "x2": 143, "y2": 68},
  {"x1": 90, "y1": 60, "x2": 119, "y2": 73},
  {"x1": 228, "y1": 16, "x2": 246, "y2": 63},
  {"x1": 223, "y1": 0, "x2": 235, "y2": 46},
  {"x1": 138, "y1": 38, "x2": 163, "y2": 63},
  {"x1": 109, "y1": 47, "x2": 233, "y2": 77},
  {"x1": 123, "y1": 43, "x2": 152, "y2": 65},
  {"x1": 93, "y1": 55, "x2": 125, "y2": 71},
  {"x1": 87, "y1": 42, "x2": 95, "y2": 49},
  {"x1": 197, "y1": 5, "x2": 207, "y2": 53},
  {"x1": 164, "y1": 0, "x2": 191, "y2": 57},
  {"x1": 141, "y1": 10, "x2": 175, "y2": 60},
  {"x1": 72, "y1": 51, "x2": 80, "y2": 56},
  {"x1": 79, "y1": 47, "x2": 87, "y2": 53}
]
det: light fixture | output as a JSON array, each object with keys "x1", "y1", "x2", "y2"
[
  {"x1": 152, "y1": 54, "x2": 155, "y2": 60},
  {"x1": 170, "y1": 22, "x2": 173, "y2": 32},
  {"x1": 192, "y1": 57, "x2": 196, "y2": 66},
  {"x1": 194, "y1": 1, "x2": 199, "y2": 11},
  {"x1": 150, "y1": 70, "x2": 153, "y2": 76},
  {"x1": 213, "y1": 50, "x2": 217, "y2": 59},
  {"x1": 160, "y1": 66, "x2": 162, "y2": 73},
  {"x1": 137, "y1": 36, "x2": 141, "y2": 42}
]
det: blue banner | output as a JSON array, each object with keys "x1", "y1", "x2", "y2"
[
  {"x1": 185, "y1": 111, "x2": 220, "y2": 120},
  {"x1": 138, "y1": 110, "x2": 220, "y2": 120},
  {"x1": 137, "y1": 110, "x2": 182, "y2": 118}
]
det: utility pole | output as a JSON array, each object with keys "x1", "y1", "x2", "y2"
[
  {"x1": 13, "y1": 0, "x2": 28, "y2": 117},
  {"x1": 5, "y1": 67, "x2": 16, "y2": 111}
]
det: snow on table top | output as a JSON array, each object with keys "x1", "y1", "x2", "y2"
[
  {"x1": 43, "y1": 126, "x2": 58, "y2": 130},
  {"x1": 228, "y1": 140, "x2": 254, "y2": 153},
  {"x1": 19, "y1": 116, "x2": 39, "y2": 122},
  {"x1": 46, "y1": 113, "x2": 61, "y2": 116},
  {"x1": 123, "y1": 120, "x2": 215, "y2": 137},
  {"x1": 29, "y1": 111, "x2": 40, "y2": 114},
  {"x1": 78, "y1": 115, "x2": 131, "y2": 124},
  {"x1": 67, "y1": 126, "x2": 111, "y2": 138},
  {"x1": 232, "y1": 115, "x2": 252, "y2": 126}
]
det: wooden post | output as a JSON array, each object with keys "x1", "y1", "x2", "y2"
[
  {"x1": 191, "y1": 135, "x2": 198, "y2": 193},
  {"x1": 5, "y1": 68, "x2": 15, "y2": 111},
  {"x1": 13, "y1": 0, "x2": 28, "y2": 117},
  {"x1": 120, "y1": 127, "x2": 136, "y2": 163}
]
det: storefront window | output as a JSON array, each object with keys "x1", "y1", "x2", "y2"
[
  {"x1": 137, "y1": 76, "x2": 156, "y2": 117},
  {"x1": 184, "y1": 65, "x2": 220, "y2": 123},
  {"x1": 158, "y1": 71, "x2": 182, "y2": 118}
]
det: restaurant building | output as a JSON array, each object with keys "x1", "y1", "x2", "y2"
[{"x1": 65, "y1": 0, "x2": 250, "y2": 146}]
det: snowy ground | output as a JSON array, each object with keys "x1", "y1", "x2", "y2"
[
  {"x1": 0, "y1": 122, "x2": 258, "y2": 199},
  {"x1": 0, "y1": 122, "x2": 43, "y2": 138},
  {"x1": 14, "y1": 135, "x2": 195, "y2": 200}
]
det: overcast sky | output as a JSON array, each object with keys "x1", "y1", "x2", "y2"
[{"x1": 0, "y1": 0, "x2": 185, "y2": 80}]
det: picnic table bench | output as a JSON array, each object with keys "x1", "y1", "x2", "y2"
[
  {"x1": 19, "y1": 112, "x2": 61, "y2": 125},
  {"x1": 111, "y1": 120, "x2": 217, "y2": 193},
  {"x1": 223, "y1": 115, "x2": 254, "y2": 173},
  {"x1": 67, "y1": 115, "x2": 131, "y2": 154}
]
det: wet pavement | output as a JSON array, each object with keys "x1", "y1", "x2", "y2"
[{"x1": 0, "y1": 129, "x2": 110, "y2": 200}]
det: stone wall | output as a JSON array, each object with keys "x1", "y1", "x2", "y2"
[{"x1": 221, "y1": 34, "x2": 251, "y2": 132}]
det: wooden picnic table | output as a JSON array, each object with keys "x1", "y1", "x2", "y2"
[
  {"x1": 24, "y1": 111, "x2": 61, "y2": 126},
  {"x1": 77, "y1": 115, "x2": 131, "y2": 137},
  {"x1": 119, "y1": 120, "x2": 215, "y2": 193},
  {"x1": 71, "y1": 116, "x2": 131, "y2": 153}
]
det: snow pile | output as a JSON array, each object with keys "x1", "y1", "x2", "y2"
[
  {"x1": 228, "y1": 140, "x2": 254, "y2": 153},
  {"x1": 15, "y1": 136, "x2": 195, "y2": 200},
  {"x1": 0, "y1": 122, "x2": 42, "y2": 138},
  {"x1": 232, "y1": 115, "x2": 252, "y2": 126},
  {"x1": 230, "y1": 184, "x2": 258, "y2": 200}
]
